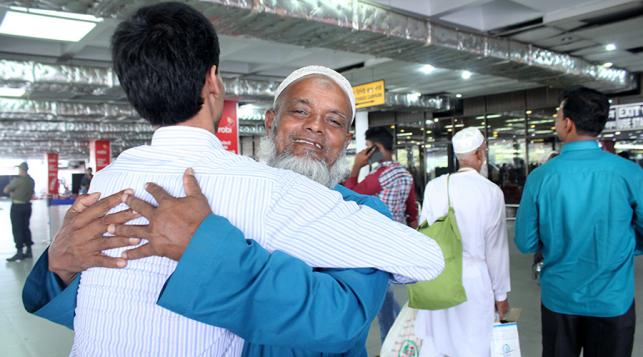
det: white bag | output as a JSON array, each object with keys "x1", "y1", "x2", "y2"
[
  {"x1": 490, "y1": 322, "x2": 521, "y2": 357},
  {"x1": 380, "y1": 302, "x2": 423, "y2": 357}
]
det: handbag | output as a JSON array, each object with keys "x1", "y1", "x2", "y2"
[
  {"x1": 380, "y1": 303, "x2": 422, "y2": 357},
  {"x1": 407, "y1": 174, "x2": 467, "y2": 310},
  {"x1": 490, "y1": 322, "x2": 522, "y2": 357}
]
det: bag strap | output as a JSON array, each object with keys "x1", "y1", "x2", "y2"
[{"x1": 446, "y1": 174, "x2": 452, "y2": 209}]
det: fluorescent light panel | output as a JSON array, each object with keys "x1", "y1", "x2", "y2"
[
  {"x1": 0, "y1": 10, "x2": 99, "y2": 42},
  {"x1": 0, "y1": 87, "x2": 26, "y2": 97}
]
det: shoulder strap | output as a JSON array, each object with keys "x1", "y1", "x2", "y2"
[{"x1": 446, "y1": 174, "x2": 452, "y2": 208}]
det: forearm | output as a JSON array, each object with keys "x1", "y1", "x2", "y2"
[
  {"x1": 22, "y1": 248, "x2": 78, "y2": 330},
  {"x1": 157, "y1": 214, "x2": 388, "y2": 353}
]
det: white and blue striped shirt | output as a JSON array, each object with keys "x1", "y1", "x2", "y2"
[{"x1": 72, "y1": 126, "x2": 444, "y2": 356}]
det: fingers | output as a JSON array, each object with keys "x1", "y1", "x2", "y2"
[
  {"x1": 97, "y1": 236, "x2": 141, "y2": 251},
  {"x1": 89, "y1": 255, "x2": 127, "y2": 269},
  {"x1": 75, "y1": 189, "x2": 133, "y2": 227},
  {"x1": 122, "y1": 244, "x2": 156, "y2": 260},
  {"x1": 70, "y1": 192, "x2": 101, "y2": 214},
  {"x1": 109, "y1": 224, "x2": 151, "y2": 240},
  {"x1": 183, "y1": 168, "x2": 204, "y2": 197},
  {"x1": 144, "y1": 182, "x2": 173, "y2": 204},
  {"x1": 124, "y1": 195, "x2": 156, "y2": 219},
  {"x1": 103, "y1": 209, "x2": 141, "y2": 225}
]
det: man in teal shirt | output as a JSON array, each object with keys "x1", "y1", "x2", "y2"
[{"x1": 515, "y1": 87, "x2": 643, "y2": 357}]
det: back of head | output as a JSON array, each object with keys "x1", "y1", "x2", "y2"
[
  {"x1": 365, "y1": 126, "x2": 394, "y2": 151},
  {"x1": 560, "y1": 87, "x2": 609, "y2": 137},
  {"x1": 112, "y1": 2, "x2": 220, "y2": 126}
]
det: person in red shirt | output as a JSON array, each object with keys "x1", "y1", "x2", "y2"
[{"x1": 344, "y1": 126, "x2": 418, "y2": 342}]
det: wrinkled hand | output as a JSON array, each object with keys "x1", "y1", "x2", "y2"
[
  {"x1": 495, "y1": 299, "x2": 510, "y2": 321},
  {"x1": 112, "y1": 168, "x2": 212, "y2": 261},
  {"x1": 48, "y1": 190, "x2": 142, "y2": 285},
  {"x1": 350, "y1": 147, "x2": 374, "y2": 176}
]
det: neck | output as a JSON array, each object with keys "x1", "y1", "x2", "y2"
[
  {"x1": 382, "y1": 151, "x2": 393, "y2": 161},
  {"x1": 176, "y1": 108, "x2": 219, "y2": 134},
  {"x1": 563, "y1": 134, "x2": 596, "y2": 144}
]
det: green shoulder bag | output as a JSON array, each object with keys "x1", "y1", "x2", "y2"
[{"x1": 407, "y1": 174, "x2": 467, "y2": 310}]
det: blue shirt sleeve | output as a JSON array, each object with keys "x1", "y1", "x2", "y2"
[
  {"x1": 22, "y1": 248, "x2": 79, "y2": 330},
  {"x1": 157, "y1": 214, "x2": 389, "y2": 353},
  {"x1": 515, "y1": 175, "x2": 541, "y2": 253}
]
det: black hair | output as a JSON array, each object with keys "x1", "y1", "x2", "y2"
[
  {"x1": 365, "y1": 126, "x2": 394, "y2": 151},
  {"x1": 111, "y1": 2, "x2": 220, "y2": 126},
  {"x1": 559, "y1": 87, "x2": 609, "y2": 136}
]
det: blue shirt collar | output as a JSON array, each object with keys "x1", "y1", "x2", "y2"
[{"x1": 560, "y1": 140, "x2": 600, "y2": 153}]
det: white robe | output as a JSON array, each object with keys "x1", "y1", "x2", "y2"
[{"x1": 415, "y1": 169, "x2": 510, "y2": 357}]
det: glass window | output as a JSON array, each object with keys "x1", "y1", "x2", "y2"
[{"x1": 486, "y1": 112, "x2": 527, "y2": 204}]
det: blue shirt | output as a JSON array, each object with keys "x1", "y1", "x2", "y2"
[
  {"x1": 515, "y1": 140, "x2": 643, "y2": 317},
  {"x1": 23, "y1": 185, "x2": 392, "y2": 356}
]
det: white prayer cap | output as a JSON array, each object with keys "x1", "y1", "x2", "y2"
[
  {"x1": 452, "y1": 127, "x2": 485, "y2": 154},
  {"x1": 273, "y1": 65, "x2": 356, "y2": 122}
]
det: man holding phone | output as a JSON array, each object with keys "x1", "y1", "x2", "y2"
[{"x1": 344, "y1": 126, "x2": 419, "y2": 342}]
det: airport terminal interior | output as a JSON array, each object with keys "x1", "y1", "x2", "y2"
[{"x1": 1, "y1": 0, "x2": 642, "y2": 356}]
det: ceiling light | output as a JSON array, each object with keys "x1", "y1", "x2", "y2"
[
  {"x1": 0, "y1": 8, "x2": 101, "y2": 42},
  {"x1": 605, "y1": 43, "x2": 616, "y2": 51},
  {"x1": 455, "y1": 93, "x2": 463, "y2": 98},
  {"x1": 0, "y1": 87, "x2": 26, "y2": 97},
  {"x1": 615, "y1": 131, "x2": 621, "y2": 135},
  {"x1": 609, "y1": 99, "x2": 613, "y2": 104},
  {"x1": 409, "y1": 92, "x2": 422, "y2": 100},
  {"x1": 526, "y1": 110, "x2": 533, "y2": 115},
  {"x1": 487, "y1": 114, "x2": 501, "y2": 119},
  {"x1": 419, "y1": 64, "x2": 435, "y2": 74},
  {"x1": 461, "y1": 71, "x2": 472, "y2": 80},
  {"x1": 603, "y1": 62, "x2": 613, "y2": 68},
  {"x1": 434, "y1": 118, "x2": 439, "y2": 122}
]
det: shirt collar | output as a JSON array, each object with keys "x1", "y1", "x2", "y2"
[
  {"x1": 560, "y1": 140, "x2": 600, "y2": 153},
  {"x1": 150, "y1": 126, "x2": 224, "y2": 151}
]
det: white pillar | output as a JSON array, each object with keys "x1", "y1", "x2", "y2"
[{"x1": 354, "y1": 111, "x2": 369, "y2": 181}]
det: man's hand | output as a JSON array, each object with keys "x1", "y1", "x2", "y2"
[
  {"x1": 495, "y1": 299, "x2": 510, "y2": 321},
  {"x1": 113, "y1": 168, "x2": 212, "y2": 261},
  {"x1": 350, "y1": 147, "x2": 374, "y2": 177},
  {"x1": 48, "y1": 190, "x2": 142, "y2": 286}
]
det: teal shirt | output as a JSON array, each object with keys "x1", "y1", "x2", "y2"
[
  {"x1": 23, "y1": 185, "x2": 392, "y2": 356},
  {"x1": 515, "y1": 140, "x2": 643, "y2": 317}
]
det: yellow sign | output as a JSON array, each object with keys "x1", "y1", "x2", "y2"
[{"x1": 352, "y1": 80, "x2": 385, "y2": 109}]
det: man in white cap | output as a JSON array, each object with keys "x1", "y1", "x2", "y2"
[
  {"x1": 22, "y1": 4, "x2": 443, "y2": 355},
  {"x1": 415, "y1": 127, "x2": 511, "y2": 357}
]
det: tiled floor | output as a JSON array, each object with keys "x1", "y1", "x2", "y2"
[{"x1": 1, "y1": 199, "x2": 642, "y2": 356}]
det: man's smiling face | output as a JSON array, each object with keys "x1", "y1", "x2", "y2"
[{"x1": 266, "y1": 75, "x2": 353, "y2": 167}]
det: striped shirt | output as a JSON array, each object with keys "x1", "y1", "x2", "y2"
[{"x1": 72, "y1": 126, "x2": 444, "y2": 356}]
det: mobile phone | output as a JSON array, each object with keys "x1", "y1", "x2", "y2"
[{"x1": 368, "y1": 146, "x2": 383, "y2": 165}]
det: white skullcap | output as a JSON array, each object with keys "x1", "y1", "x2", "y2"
[
  {"x1": 273, "y1": 65, "x2": 356, "y2": 122},
  {"x1": 452, "y1": 127, "x2": 485, "y2": 154}
]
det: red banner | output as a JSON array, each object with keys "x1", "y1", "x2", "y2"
[
  {"x1": 216, "y1": 101, "x2": 239, "y2": 154},
  {"x1": 90, "y1": 139, "x2": 111, "y2": 172},
  {"x1": 46, "y1": 152, "x2": 59, "y2": 195}
]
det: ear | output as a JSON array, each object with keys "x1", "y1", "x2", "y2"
[
  {"x1": 265, "y1": 109, "x2": 276, "y2": 131},
  {"x1": 565, "y1": 117, "x2": 577, "y2": 136},
  {"x1": 343, "y1": 132, "x2": 353, "y2": 150},
  {"x1": 205, "y1": 65, "x2": 222, "y2": 96}
]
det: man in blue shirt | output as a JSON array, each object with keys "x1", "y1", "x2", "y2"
[{"x1": 515, "y1": 87, "x2": 643, "y2": 357}]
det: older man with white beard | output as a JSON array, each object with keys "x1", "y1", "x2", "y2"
[
  {"x1": 415, "y1": 127, "x2": 510, "y2": 357},
  {"x1": 23, "y1": 65, "x2": 443, "y2": 356}
]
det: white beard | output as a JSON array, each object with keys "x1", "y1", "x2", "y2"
[
  {"x1": 480, "y1": 160, "x2": 489, "y2": 178},
  {"x1": 258, "y1": 132, "x2": 349, "y2": 188}
]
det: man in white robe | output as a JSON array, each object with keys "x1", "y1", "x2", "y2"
[{"x1": 415, "y1": 127, "x2": 511, "y2": 357}]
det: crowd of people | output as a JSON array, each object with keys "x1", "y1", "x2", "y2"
[{"x1": 8, "y1": 2, "x2": 642, "y2": 357}]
